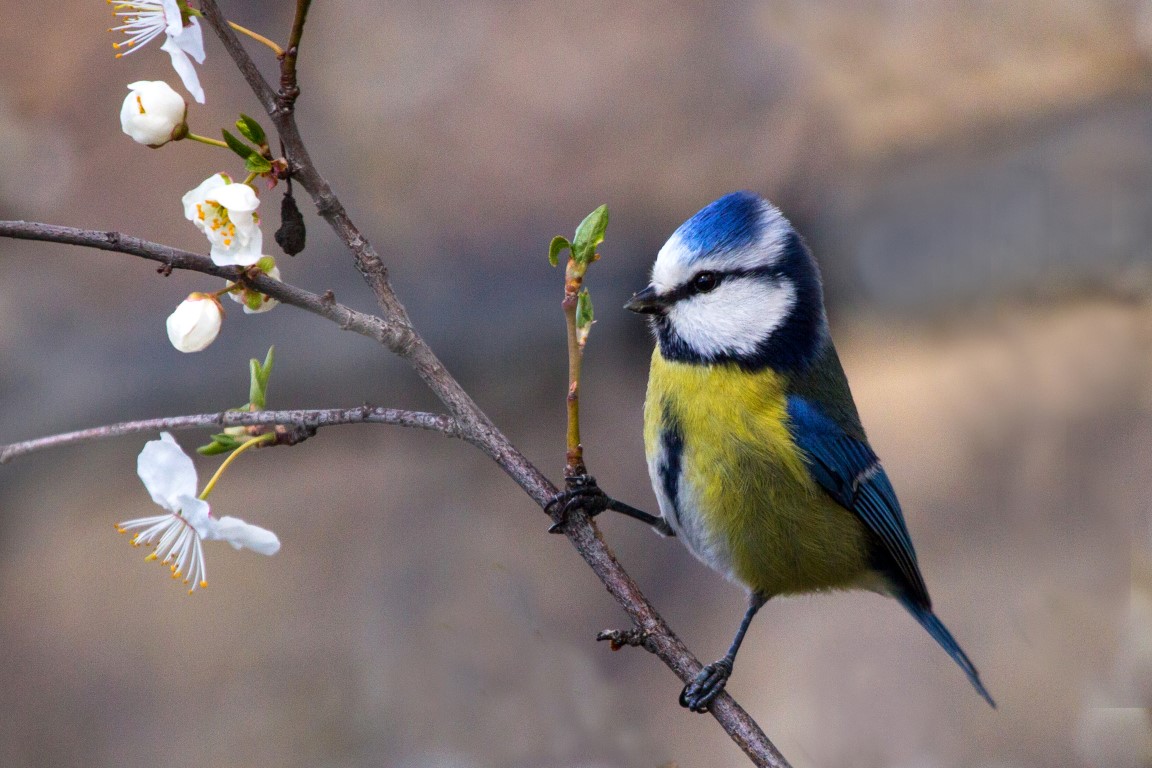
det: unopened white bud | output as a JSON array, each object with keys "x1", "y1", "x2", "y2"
[
  {"x1": 120, "y1": 81, "x2": 188, "y2": 147},
  {"x1": 166, "y1": 293, "x2": 223, "y2": 353}
]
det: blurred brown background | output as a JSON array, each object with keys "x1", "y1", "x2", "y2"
[{"x1": 2, "y1": 1, "x2": 1152, "y2": 766}]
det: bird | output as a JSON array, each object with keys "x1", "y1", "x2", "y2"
[{"x1": 620, "y1": 190, "x2": 995, "y2": 712}]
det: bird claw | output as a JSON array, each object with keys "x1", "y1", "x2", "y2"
[
  {"x1": 679, "y1": 658, "x2": 733, "y2": 713},
  {"x1": 546, "y1": 475, "x2": 610, "y2": 533}
]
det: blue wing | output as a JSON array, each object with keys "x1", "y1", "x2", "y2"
[
  {"x1": 787, "y1": 395, "x2": 996, "y2": 706},
  {"x1": 786, "y1": 395, "x2": 930, "y2": 606}
]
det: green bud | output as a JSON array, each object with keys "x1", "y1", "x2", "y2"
[
  {"x1": 575, "y1": 288, "x2": 594, "y2": 346},
  {"x1": 198, "y1": 433, "x2": 243, "y2": 456},
  {"x1": 236, "y1": 114, "x2": 267, "y2": 146},
  {"x1": 572, "y1": 204, "x2": 608, "y2": 265},
  {"x1": 221, "y1": 128, "x2": 256, "y2": 160},
  {"x1": 548, "y1": 235, "x2": 571, "y2": 267},
  {"x1": 249, "y1": 346, "x2": 275, "y2": 409},
  {"x1": 245, "y1": 154, "x2": 273, "y2": 174},
  {"x1": 256, "y1": 255, "x2": 277, "y2": 273}
]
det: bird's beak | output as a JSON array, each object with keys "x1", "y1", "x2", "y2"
[{"x1": 624, "y1": 284, "x2": 668, "y2": 315}]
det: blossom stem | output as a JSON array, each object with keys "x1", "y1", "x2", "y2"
[
  {"x1": 198, "y1": 432, "x2": 274, "y2": 500},
  {"x1": 227, "y1": 21, "x2": 284, "y2": 56},
  {"x1": 210, "y1": 283, "x2": 244, "y2": 299},
  {"x1": 242, "y1": 172, "x2": 259, "y2": 186},
  {"x1": 186, "y1": 132, "x2": 230, "y2": 148}
]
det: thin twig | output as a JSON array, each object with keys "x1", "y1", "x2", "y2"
[
  {"x1": 562, "y1": 258, "x2": 588, "y2": 478},
  {"x1": 0, "y1": 407, "x2": 461, "y2": 464},
  {"x1": 196, "y1": 4, "x2": 791, "y2": 765},
  {"x1": 277, "y1": 0, "x2": 312, "y2": 112}
]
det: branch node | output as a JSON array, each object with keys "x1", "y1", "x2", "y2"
[
  {"x1": 596, "y1": 627, "x2": 659, "y2": 654},
  {"x1": 157, "y1": 263, "x2": 174, "y2": 277},
  {"x1": 315, "y1": 193, "x2": 340, "y2": 217},
  {"x1": 274, "y1": 424, "x2": 317, "y2": 446}
]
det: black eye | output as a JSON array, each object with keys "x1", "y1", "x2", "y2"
[{"x1": 692, "y1": 271, "x2": 719, "y2": 293}]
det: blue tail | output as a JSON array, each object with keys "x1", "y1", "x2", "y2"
[{"x1": 896, "y1": 594, "x2": 996, "y2": 708}]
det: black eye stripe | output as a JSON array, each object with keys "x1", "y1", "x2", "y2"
[{"x1": 665, "y1": 266, "x2": 783, "y2": 304}]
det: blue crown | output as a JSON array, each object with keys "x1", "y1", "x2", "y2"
[{"x1": 673, "y1": 191, "x2": 766, "y2": 258}]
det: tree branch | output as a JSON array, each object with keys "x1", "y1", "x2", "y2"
[
  {"x1": 193, "y1": 3, "x2": 790, "y2": 765},
  {"x1": 0, "y1": 221, "x2": 407, "y2": 348},
  {"x1": 0, "y1": 407, "x2": 461, "y2": 464}
]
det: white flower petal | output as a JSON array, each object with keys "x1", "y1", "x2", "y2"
[
  {"x1": 160, "y1": 0, "x2": 184, "y2": 37},
  {"x1": 136, "y1": 432, "x2": 199, "y2": 510},
  {"x1": 166, "y1": 294, "x2": 223, "y2": 352},
  {"x1": 206, "y1": 516, "x2": 281, "y2": 555},
  {"x1": 161, "y1": 35, "x2": 205, "y2": 104},
  {"x1": 171, "y1": 15, "x2": 206, "y2": 64},
  {"x1": 181, "y1": 173, "x2": 228, "y2": 220},
  {"x1": 175, "y1": 495, "x2": 212, "y2": 538},
  {"x1": 213, "y1": 183, "x2": 259, "y2": 212}
]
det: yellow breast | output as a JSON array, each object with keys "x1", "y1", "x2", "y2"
[{"x1": 642, "y1": 349, "x2": 873, "y2": 597}]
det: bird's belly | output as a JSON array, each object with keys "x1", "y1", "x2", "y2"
[
  {"x1": 680, "y1": 444, "x2": 873, "y2": 596},
  {"x1": 644, "y1": 357, "x2": 873, "y2": 597}
]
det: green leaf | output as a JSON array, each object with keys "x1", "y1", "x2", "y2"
[
  {"x1": 547, "y1": 235, "x2": 571, "y2": 267},
  {"x1": 197, "y1": 433, "x2": 243, "y2": 456},
  {"x1": 221, "y1": 128, "x2": 256, "y2": 160},
  {"x1": 245, "y1": 154, "x2": 273, "y2": 174},
  {"x1": 575, "y1": 288, "x2": 594, "y2": 346},
  {"x1": 236, "y1": 114, "x2": 267, "y2": 146},
  {"x1": 249, "y1": 346, "x2": 275, "y2": 409},
  {"x1": 571, "y1": 204, "x2": 608, "y2": 264},
  {"x1": 575, "y1": 288, "x2": 594, "y2": 328}
]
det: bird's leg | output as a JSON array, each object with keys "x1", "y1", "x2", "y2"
[
  {"x1": 606, "y1": 498, "x2": 675, "y2": 536},
  {"x1": 545, "y1": 475, "x2": 674, "y2": 536},
  {"x1": 680, "y1": 592, "x2": 768, "y2": 713}
]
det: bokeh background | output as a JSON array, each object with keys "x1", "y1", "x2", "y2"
[{"x1": 2, "y1": 1, "x2": 1151, "y2": 766}]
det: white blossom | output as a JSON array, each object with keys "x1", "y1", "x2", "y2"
[
  {"x1": 109, "y1": 0, "x2": 207, "y2": 103},
  {"x1": 166, "y1": 293, "x2": 223, "y2": 353},
  {"x1": 119, "y1": 80, "x2": 187, "y2": 147},
  {"x1": 182, "y1": 174, "x2": 263, "y2": 267},
  {"x1": 117, "y1": 433, "x2": 280, "y2": 593}
]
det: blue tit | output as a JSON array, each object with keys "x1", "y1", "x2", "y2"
[{"x1": 625, "y1": 191, "x2": 995, "y2": 712}]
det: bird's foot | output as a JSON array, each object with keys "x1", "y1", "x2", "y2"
[
  {"x1": 546, "y1": 475, "x2": 610, "y2": 533},
  {"x1": 679, "y1": 658, "x2": 733, "y2": 713}
]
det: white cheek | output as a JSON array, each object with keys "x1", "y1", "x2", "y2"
[{"x1": 669, "y1": 278, "x2": 796, "y2": 358}]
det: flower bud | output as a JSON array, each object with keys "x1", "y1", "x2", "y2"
[
  {"x1": 120, "y1": 81, "x2": 188, "y2": 147},
  {"x1": 166, "y1": 293, "x2": 223, "y2": 353},
  {"x1": 227, "y1": 257, "x2": 281, "y2": 314}
]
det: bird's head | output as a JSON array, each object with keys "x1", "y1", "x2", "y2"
[{"x1": 627, "y1": 191, "x2": 828, "y2": 372}]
